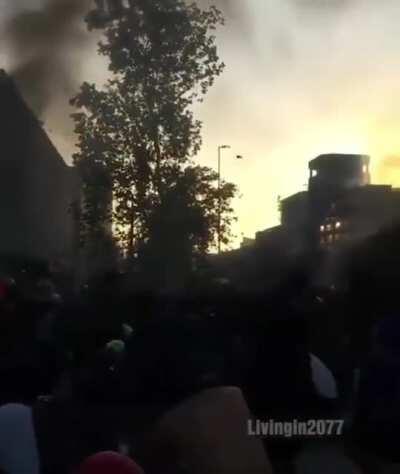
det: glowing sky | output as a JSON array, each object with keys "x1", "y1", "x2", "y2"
[
  {"x1": 196, "y1": 0, "x2": 400, "y2": 245},
  {"x1": 4, "y1": 0, "x2": 400, "y2": 247}
]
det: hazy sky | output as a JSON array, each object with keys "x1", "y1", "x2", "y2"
[{"x1": 3, "y1": 0, "x2": 400, "y2": 246}]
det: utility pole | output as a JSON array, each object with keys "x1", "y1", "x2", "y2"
[{"x1": 217, "y1": 145, "x2": 230, "y2": 253}]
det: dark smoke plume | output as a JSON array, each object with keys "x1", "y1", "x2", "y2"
[
  {"x1": 5, "y1": 0, "x2": 92, "y2": 116},
  {"x1": 4, "y1": 0, "x2": 238, "y2": 124}
]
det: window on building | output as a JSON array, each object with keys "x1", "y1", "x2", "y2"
[
  {"x1": 327, "y1": 234, "x2": 333, "y2": 243},
  {"x1": 320, "y1": 225, "x2": 325, "y2": 232},
  {"x1": 326, "y1": 224, "x2": 332, "y2": 231},
  {"x1": 335, "y1": 221, "x2": 342, "y2": 229},
  {"x1": 363, "y1": 164, "x2": 368, "y2": 173},
  {"x1": 311, "y1": 169, "x2": 318, "y2": 177}
]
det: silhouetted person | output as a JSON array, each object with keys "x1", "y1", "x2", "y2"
[
  {"x1": 242, "y1": 310, "x2": 323, "y2": 474},
  {"x1": 353, "y1": 314, "x2": 400, "y2": 464}
]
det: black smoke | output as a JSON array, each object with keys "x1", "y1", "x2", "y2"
[{"x1": 5, "y1": 0, "x2": 92, "y2": 116}]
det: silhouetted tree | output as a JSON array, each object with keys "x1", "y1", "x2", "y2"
[
  {"x1": 71, "y1": 0, "x2": 237, "y2": 283},
  {"x1": 74, "y1": 158, "x2": 118, "y2": 276},
  {"x1": 140, "y1": 165, "x2": 237, "y2": 288}
]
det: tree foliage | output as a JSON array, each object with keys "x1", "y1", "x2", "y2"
[
  {"x1": 71, "y1": 0, "x2": 237, "y2": 283},
  {"x1": 141, "y1": 165, "x2": 237, "y2": 287}
]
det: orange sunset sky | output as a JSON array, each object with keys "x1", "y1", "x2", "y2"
[{"x1": 4, "y1": 0, "x2": 400, "y2": 248}]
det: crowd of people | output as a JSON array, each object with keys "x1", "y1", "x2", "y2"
[{"x1": 0, "y1": 268, "x2": 399, "y2": 474}]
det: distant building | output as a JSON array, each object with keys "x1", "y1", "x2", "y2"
[
  {"x1": 279, "y1": 191, "x2": 310, "y2": 254},
  {"x1": 308, "y1": 153, "x2": 370, "y2": 195},
  {"x1": 0, "y1": 71, "x2": 81, "y2": 272},
  {"x1": 255, "y1": 153, "x2": 400, "y2": 253},
  {"x1": 211, "y1": 152, "x2": 400, "y2": 290},
  {"x1": 319, "y1": 184, "x2": 400, "y2": 247},
  {"x1": 216, "y1": 153, "x2": 397, "y2": 260},
  {"x1": 308, "y1": 154, "x2": 370, "y2": 245},
  {"x1": 253, "y1": 193, "x2": 310, "y2": 257},
  {"x1": 255, "y1": 226, "x2": 294, "y2": 254},
  {"x1": 241, "y1": 237, "x2": 255, "y2": 248},
  {"x1": 280, "y1": 191, "x2": 309, "y2": 229}
]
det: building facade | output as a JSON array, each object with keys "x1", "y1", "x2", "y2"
[
  {"x1": 254, "y1": 153, "x2": 400, "y2": 257},
  {"x1": 211, "y1": 153, "x2": 400, "y2": 290},
  {"x1": 0, "y1": 71, "x2": 81, "y2": 272},
  {"x1": 308, "y1": 154, "x2": 371, "y2": 247},
  {"x1": 261, "y1": 153, "x2": 399, "y2": 251},
  {"x1": 319, "y1": 184, "x2": 400, "y2": 247}
]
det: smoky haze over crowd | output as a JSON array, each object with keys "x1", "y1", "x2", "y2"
[{"x1": 2, "y1": 0, "x2": 400, "y2": 240}]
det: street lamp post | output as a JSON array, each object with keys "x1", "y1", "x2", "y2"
[{"x1": 217, "y1": 145, "x2": 231, "y2": 254}]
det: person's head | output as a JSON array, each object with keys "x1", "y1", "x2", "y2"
[{"x1": 75, "y1": 451, "x2": 144, "y2": 474}]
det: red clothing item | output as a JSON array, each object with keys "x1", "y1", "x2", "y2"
[{"x1": 75, "y1": 452, "x2": 144, "y2": 474}]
